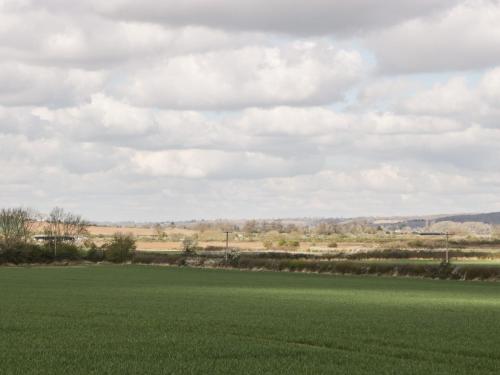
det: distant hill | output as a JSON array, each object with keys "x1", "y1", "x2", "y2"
[{"x1": 435, "y1": 212, "x2": 500, "y2": 225}]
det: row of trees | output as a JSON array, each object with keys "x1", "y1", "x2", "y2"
[
  {"x1": 0, "y1": 207, "x2": 135, "y2": 263},
  {"x1": 242, "y1": 220, "x2": 380, "y2": 235},
  {"x1": 0, "y1": 207, "x2": 89, "y2": 248}
]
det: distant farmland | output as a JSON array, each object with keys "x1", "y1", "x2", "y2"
[{"x1": 1, "y1": 266, "x2": 499, "y2": 374}]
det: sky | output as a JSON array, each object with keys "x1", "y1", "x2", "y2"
[{"x1": 1, "y1": 0, "x2": 500, "y2": 221}]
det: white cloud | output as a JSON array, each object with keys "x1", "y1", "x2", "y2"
[
  {"x1": 89, "y1": 0, "x2": 459, "y2": 36},
  {"x1": 368, "y1": 0, "x2": 500, "y2": 73},
  {"x1": 402, "y1": 77, "x2": 478, "y2": 115},
  {"x1": 0, "y1": 63, "x2": 103, "y2": 107},
  {"x1": 0, "y1": 6, "x2": 262, "y2": 68},
  {"x1": 479, "y1": 67, "x2": 500, "y2": 106},
  {"x1": 132, "y1": 149, "x2": 322, "y2": 179},
  {"x1": 398, "y1": 67, "x2": 500, "y2": 127},
  {"x1": 1, "y1": 0, "x2": 499, "y2": 220},
  {"x1": 114, "y1": 42, "x2": 366, "y2": 109}
]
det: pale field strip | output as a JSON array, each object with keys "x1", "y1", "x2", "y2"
[
  {"x1": 84, "y1": 225, "x2": 378, "y2": 252},
  {"x1": 133, "y1": 241, "x2": 378, "y2": 252},
  {"x1": 32, "y1": 223, "x2": 500, "y2": 253}
]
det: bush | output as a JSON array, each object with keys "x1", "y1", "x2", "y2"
[
  {"x1": 277, "y1": 239, "x2": 287, "y2": 247},
  {"x1": 85, "y1": 243, "x2": 105, "y2": 262},
  {"x1": 204, "y1": 245, "x2": 225, "y2": 251},
  {"x1": 0, "y1": 243, "x2": 53, "y2": 264},
  {"x1": 104, "y1": 233, "x2": 136, "y2": 263},
  {"x1": 132, "y1": 252, "x2": 181, "y2": 265},
  {"x1": 407, "y1": 239, "x2": 445, "y2": 249},
  {"x1": 275, "y1": 239, "x2": 300, "y2": 251},
  {"x1": 459, "y1": 266, "x2": 500, "y2": 280},
  {"x1": 51, "y1": 242, "x2": 82, "y2": 260},
  {"x1": 225, "y1": 250, "x2": 241, "y2": 266},
  {"x1": 182, "y1": 236, "x2": 198, "y2": 254},
  {"x1": 262, "y1": 240, "x2": 273, "y2": 250}
]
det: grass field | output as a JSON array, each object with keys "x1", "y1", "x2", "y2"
[{"x1": 0, "y1": 266, "x2": 499, "y2": 374}]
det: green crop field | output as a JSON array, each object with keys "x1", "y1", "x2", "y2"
[{"x1": 0, "y1": 266, "x2": 499, "y2": 374}]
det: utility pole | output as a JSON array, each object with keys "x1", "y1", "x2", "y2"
[
  {"x1": 419, "y1": 231, "x2": 451, "y2": 263},
  {"x1": 224, "y1": 231, "x2": 231, "y2": 263},
  {"x1": 445, "y1": 232, "x2": 449, "y2": 264}
]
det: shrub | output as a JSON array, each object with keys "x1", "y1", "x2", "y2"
[
  {"x1": 85, "y1": 243, "x2": 105, "y2": 262},
  {"x1": 204, "y1": 245, "x2": 225, "y2": 251},
  {"x1": 182, "y1": 236, "x2": 198, "y2": 254},
  {"x1": 277, "y1": 239, "x2": 287, "y2": 247},
  {"x1": 459, "y1": 266, "x2": 500, "y2": 280},
  {"x1": 276, "y1": 239, "x2": 300, "y2": 251},
  {"x1": 226, "y1": 250, "x2": 241, "y2": 266},
  {"x1": 176, "y1": 257, "x2": 188, "y2": 266},
  {"x1": 132, "y1": 252, "x2": 181, "y2": 265},
  {"x1": 52, "y1": 242, "x2": 82, "y2": 260},
  {"x1": 104, "y1": 233, "x2": 136, "y2": 263},
  {"x1": 407, "y1": 239, "x2": 445, "y2": 249},
  {"x1": 0, "y1": 243, "x2": 53, "y2": 264},
  {"x1": 262, "y1": 240, "x2": 273, "y2": 250},
  {"x1": 431, "y1": 261, "x2": 456, "y2": 279}
]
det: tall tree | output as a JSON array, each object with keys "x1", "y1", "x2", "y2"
[
  {"x1": 0, "y1": 208, "x2": 35, "y2": 248},
  {"x1": 44, "y1": 207, "x2": 89, "y2": 239}
]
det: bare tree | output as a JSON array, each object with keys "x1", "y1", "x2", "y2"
[
  {"x1": 0, "y1": 208, "x2": 36, "y2": 248},
  {"x1": 43, "y1": 207, "x2": 89, "y2": 257},
  {"x1": 153, "y1": 223, "x2": 166, "y2": 240},
  {"x1": 44, "y1": 207, "x2": 89, "y2": 239},
  {"x1": 243, "y1": 220, "x2": 259, "y2": 234},
  {"x1": 492, "y1": 225, "x2": 500, "y2": 239}
]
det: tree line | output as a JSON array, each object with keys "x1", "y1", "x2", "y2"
[{"x1": 0, "y1": 207, "x2": 135, "y2": 264}]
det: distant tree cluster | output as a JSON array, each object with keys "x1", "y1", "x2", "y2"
[
  {"x1": 314, "y1": 220, "x2": 378, "y2": 236},
  {"x1": 191, "y1": 221, "x2": 238, "y2": 233},
  {"x1": 429, "y1": 221, "x2": 492, "y2": 236},
  {"x1": 243, "y1": 220, "x2": 301, "y2": 234},
  {"x1": 0, "y1": 207, "x2": 135, "y2": 264},
  {"x1": 493, "y1": 225, "x2": 500, "y2": 239}
]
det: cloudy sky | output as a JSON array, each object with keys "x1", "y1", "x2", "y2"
[{"x1": 1, "y1": 0, "x2": 500, "y2": 221}]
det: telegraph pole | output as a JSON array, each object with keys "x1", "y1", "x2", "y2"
[
  {"x1": 445, "y1": 232, "x2": 449, "y2": 264},
  {"x1": 419, "y1": 231, "x2": 451, "y2": 263},
  {"x1": 224, "y1": 231, "x2": 231, "y2": 263}
]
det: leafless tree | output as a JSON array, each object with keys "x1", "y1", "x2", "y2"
[
  {"x1": 492, "y1": 225, "x2": 500, "y2": 239},
  {"x1": 0, "y1": 208, "x2": 36, "y2": 248},
  {"x1": 153, "y1": 223, "x2": 166, "y2": 239},
  {"x1": 43, "y1": 208, "x2": 89, "y2": 257},
  {"x1": 243, "y1": 220, "x2": 259, "y2": 234},
  {"x1": 44, "y1": 207, "x2": 89, "y2": 239}
]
